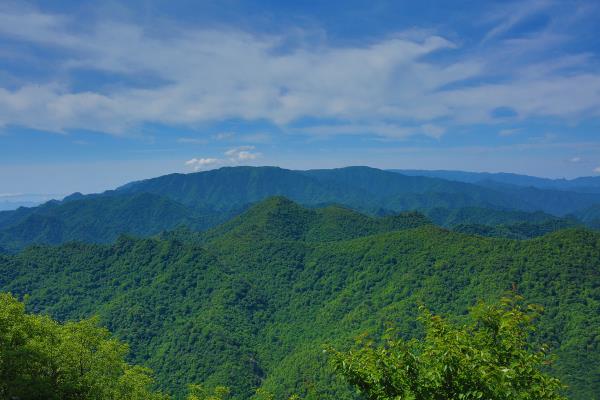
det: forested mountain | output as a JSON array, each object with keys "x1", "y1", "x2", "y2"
[
  {"x1": 0, "y1": 192, "x2": 237, "y2": 253},
  {"x1": 201, "y1": 196, "x2": 432, "y2": 243},
  {"x1": 424, "y1": 206, "x2": 572, "y2": 226},
  {"x1": 451, "y1": 220, "x2": 578, "y2": 239},
  {"x1": 120, "y1": 166, "x2": 600, "y2": 214},
  {"x1": 424, "y1": 207, "x2": 582, "y2": 239},
  {"x1": 393, "y1": 169, "x2": 600, "y2": 193},
  {"x1": 0, "y1": 166, "x2": 598, "y2": 251},
  {"x1": 1, "y1": 198, "x2": 598, "y2": 399}
]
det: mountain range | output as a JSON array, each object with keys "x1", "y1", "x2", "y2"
[
  {"x1": 392, "y1": 169, "x2": 600, "y2": 193},
  {"x1": 1, "y1": 166, "x2": 599, "y2": 252}
]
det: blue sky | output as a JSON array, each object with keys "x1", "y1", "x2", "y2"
[{"x1": 1, "y1": 0, "x2": 600, "y2": 196}]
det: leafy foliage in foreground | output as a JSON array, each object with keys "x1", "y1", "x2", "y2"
[
  {"x1": 329, "y1": 296, "x2": 566, "y2": 400},
  {"x1": 0, "y1": 292, "x2": 169, "y2": 400},
  {"x1": 0, "y1": 198, "x2": 599, "y2": 399},
  {"x1": 2, "y1": 292, "x2": 568, "y2": 400}
]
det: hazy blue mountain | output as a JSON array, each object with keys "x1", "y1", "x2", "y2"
[
  {"x1": 573, "y1": 204, "x2": 600, "y2": 229},
  {"x1": 475, "y1": 180, "x2": 600, "y2": 215},
  {"x1": 392, "y1": 169, "x2": 600, "y2": 193},
  {"x1": 0, "y1": 200, "x2": 43, "y2": 211},
  {"x1": 0, "y1": 192, "x2": 229, "y2": 252},
  {"x1": 116, "y1": 166, "x2": 366, "y2": 209},
  {"x1": 118, "y1": 166, "x2": 542, "y2": 212}
]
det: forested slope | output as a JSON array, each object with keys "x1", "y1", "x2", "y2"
[
  {"x1": 1, "y1": 198, "x2": 598, "y2": 399},
  {"x1": 574, "y1": 204, "x2": 600, "y2": 229}
]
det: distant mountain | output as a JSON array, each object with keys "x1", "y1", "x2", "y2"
[
  {"x1": 391, "y1": 169, "x2": 600, "y2": 193},
  {"x1": 475, "y1": 180, "x2": 600, "y2": 216},
  {"x1": 303, "y1": 166, "x2": 522, "y2": 210},
  {"x1": 0, "y1": 200, "x2": 43, "y2": 211},
  {"x1": 2, "y1": 198, "x2": 598, "y2": 399},
  {"x1": 118, "y1": 166, "x2": 507, "y2": 211},
  {"x1": 1, "y1": 166, "x2": 600, "y2": 251},
  {"x1": 117, "y1": 166, "x2": 600, "y2": 215},
  {"x1": 0, "y1": 193, "x2": 64, "y2": 211},
  {"x1": 452, "y1": 219, "x2": 579, "y2": 240},
  {"x1": 0, "y1": 192, "x2": 231, "y2": 252},
  {"x1": 116, "y1": 166, "x2": 369, "y2": 210},
  {"x1": 116, "y1": 165, "x2": 509, "y2": 212},
  {"x1": 423, "y1": 206, "x2": 581, "y2": 239},
  {"x1": 424, "y1": 206, "x2": 564, "y2": 227}
]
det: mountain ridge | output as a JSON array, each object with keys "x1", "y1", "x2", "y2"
[
  {"x1": 391, "y1": 169, "x2": 600, "y2": 193},
  {"x1": 0, "y1": 166, "x2": 598, "y2": 251}
]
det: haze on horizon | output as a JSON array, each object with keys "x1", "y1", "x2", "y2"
[{"x1": 1, "y1": 0, "x2": 600, "y2": 197}]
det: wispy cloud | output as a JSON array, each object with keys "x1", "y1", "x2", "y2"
[
  {"x1": 185, "y1": 157, "x2": 220, "y2": 171},
  {"x1": 481, "y1": 0, "x2": 553, "y2": 43},
  {"x1": 214, "y1": 132, "x2": 235, "y2": 141},
  {"x1": 185, "y1": 146, "x2": 262, "y2": 171},
  {"x1": 298, "y1": 122, "x2": 446, "y2": 139},
  {"x1": 0, "y1": 4, "x2": 598, "y2": 140},
  {"x1": 225, "y1": 146, "x2": 261, "y2": 161}
]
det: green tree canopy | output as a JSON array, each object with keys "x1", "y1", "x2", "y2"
[
  {"x1": 328, "y1": 296, "x2": 566, "y2": 400},
  {"x1": 0, "y1": 292, "x2": 169, "y2": 400}
]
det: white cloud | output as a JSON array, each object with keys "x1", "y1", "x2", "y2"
[
  {"x1": 569, "y1": 156, "x2": 582, "y2": 163},
  {"x1": 238, "y1": 151, "x2": 257, "y2": 160},
  {"x1": 225, "y1": 146, "x2": 261, "y2": 161},
  {"x1": 0, "y1": 6, "x2": 598, "y2": 139},
  {"x1": 185, "y1": 157, "x2": 220, "y2": 171},
  {"x1": 224, "y1": 145, "x2": 254, "y2": 156},
  {"x1": 185, "y1": 146, "x2": 261, "y2": 171},
  {"x1": 214, "y1": 132, "x2": 234, "y2": 141},
  {"x1": 299, "y1": 123, "x2": 444, "y2": 139},
  {"x1": 481, "y1": 0, "x2": 553, "y2": 43},
  {"x1": 594, "y1": 166, "x2": 600, "y2": 174}
]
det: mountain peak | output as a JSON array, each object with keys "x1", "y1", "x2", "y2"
[{"x1": 204, "y1": 197, "x2": 432, "y2": 243}]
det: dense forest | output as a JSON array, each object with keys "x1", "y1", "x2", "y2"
[
  {"x1": 1, "y1": 197, "x2": 599, "y2": 399},
  {"x1": 1, "y1": 292, "x2": 568, "y2": 400}
]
